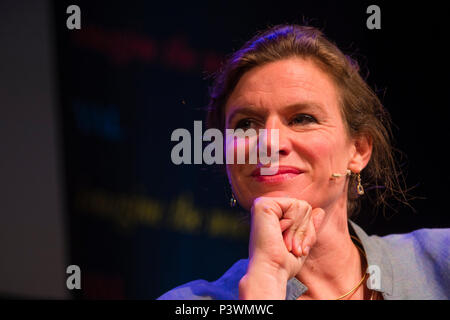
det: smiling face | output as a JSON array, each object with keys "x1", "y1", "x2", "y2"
[{"x1": 225, "y1": 57, "x2": 362, "y2": 211}]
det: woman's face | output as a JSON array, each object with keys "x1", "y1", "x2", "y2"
[{"x1": 225, "y1": 57, "x2": 362, "y2": 211}]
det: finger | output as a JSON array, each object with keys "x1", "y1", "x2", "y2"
[
  {"x1": 280, "y1": 219, "x2": 295, "y2": 251},
  {"x1": 281, "y1": 203, "x2": 300, "y2": 252},
  {"x1": 284, "y1": 222, "x2": 295, "y2": 252},
  {"x1": 254, "y1": 197, "x2": 305, "y2": 220},
  {"x1": 291, "y1": 205, "x2": 312, "y2": 256},
  {"x1": 292, "y1": 228, "x2": 304, "y2": 257},
  {"x1": 284, "y1": 200, "x2": 311, "y2": 252},
  {"x1": 300, "y1": 208, "x2": 324, "y2": 255},
  {"x1": 283, "y1": 229, "x2": 291, "y2": 252},
  {"x1": 301, "y1": 219, "x2": 317, "y2": 255},
  {"x1": 279, "y1": 217, "x2": 294, "y2": 233}
]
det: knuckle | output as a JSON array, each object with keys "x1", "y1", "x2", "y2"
[
  {"x1": 252, "y1": 197, "x2": 266, "y2": 210},
  {"x1": 296, "y1": 199, "x2": 311, "y2": 210},
  {"x1": 252, "y1": 197, "x2": 274, "y2": 215},
  {"x1": 295, "y1": 229, "x2": 306, "y2": 237},
  {"x1": 253, "y1": 196, "x2": 269, "y2": 207},
  {"x1": 291, "y1": 201, "x2": 301, "y2": 211}
]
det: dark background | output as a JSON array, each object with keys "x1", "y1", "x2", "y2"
[{"x1": 1, "y1": 0, "x2": 448, "y2": 299}]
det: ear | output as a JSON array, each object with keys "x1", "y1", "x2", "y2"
[{"x1": 348, "y1": 134, "x2": 373, "y2": 173}]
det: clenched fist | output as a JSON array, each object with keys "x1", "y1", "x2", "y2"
[{"x1": 239, "y1": 197, "x2": 325, "y2": 299}]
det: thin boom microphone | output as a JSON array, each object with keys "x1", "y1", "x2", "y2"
[{"x1": 331, "y1": 169, "x2": 351, "y2": 178}]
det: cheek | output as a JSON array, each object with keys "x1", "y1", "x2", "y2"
[
  {"x1": 224, "y1": 134, "x2": 256, "y2": 201},
  {"x1": 297, "y1": 133, "x2": 336, "y2": 166},
  {"x1": 225, "y1": 164, "x2": 237, "y2": 198},
  {"x1": 295, "y1": 131, "x2": 351, "y2": 183},
  {"x1": 291, "y1": 134, "x2": 346, "y2": 208},
  {"x1": 224, "y1": 134, "x2": 259, "y2": 165}
]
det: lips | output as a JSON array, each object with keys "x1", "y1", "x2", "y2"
[
  {"x1": 251, "y1": 165, "x2": 304, "y2": 183},
  {"x1": 251, "y1": 165, "x2": 303, "y2": 176}
]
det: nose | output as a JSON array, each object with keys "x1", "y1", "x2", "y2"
[{"x1": 260, "y1": 115, "x2": 292, "y2": 158}]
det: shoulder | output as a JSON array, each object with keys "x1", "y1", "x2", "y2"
[
  {"x1": 157, "y1": 259, "x2": 249, "y2": 300},
  {"x1": 380, "y1": 227, "x2": 448, "y2": 256},
  {"x1": 377, "y1": 228, "x2": 450, "y2": 299},
  {"x1": 379, "y1": 228, "x2": 449, "y2": 267}
]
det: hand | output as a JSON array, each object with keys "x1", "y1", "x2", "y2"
[{"x1": 239, "y1": 197, "x2": 325, "y2": 299}]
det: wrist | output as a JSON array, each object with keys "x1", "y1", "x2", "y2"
[{"x1": 239, "y1": 258, "x2": 289, "y2": 300}]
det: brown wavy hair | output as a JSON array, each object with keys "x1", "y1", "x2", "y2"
[{"x1": 206, "y1": 24, "x2": 411, "y2": 217}]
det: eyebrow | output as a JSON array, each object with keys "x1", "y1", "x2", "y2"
[
  {"x1": 226, "y1": 105, "x2": 268, "y2": 127},
  {"x1": 226, "y1": 102, "x2": 326, "y2": 126}
]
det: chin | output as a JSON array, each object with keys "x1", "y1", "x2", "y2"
[
  {"x1": 250, "y1": 181, "x2": 309, "y2": 197},
  {"x1": 255, "y1": 190, "x2": 296, "y2": 198},
  {"x1": 247, "y1": 183, "x2": 318, "y2": 204}
]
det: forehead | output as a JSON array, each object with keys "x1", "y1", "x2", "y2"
[{"x1": 225, "y1": 57, "x2": 339, "y2": 113}]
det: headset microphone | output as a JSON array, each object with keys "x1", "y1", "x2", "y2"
[{"x1": 331, "y1": 169, "x2": 351, "y2": 178}]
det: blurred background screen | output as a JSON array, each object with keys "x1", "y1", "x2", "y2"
[{"x1": 0, "y1": 0, "x2": 448, "y2": 299}]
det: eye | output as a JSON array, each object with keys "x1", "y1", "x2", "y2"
[
  {"x1": 235, "y1": 118, "x2": 256, "y2": 130},
  {"x1": 289, "y1": 114, "x2": 317, "y2": 126}
]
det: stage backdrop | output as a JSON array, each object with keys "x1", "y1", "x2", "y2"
[{"x1": 53, "y1": 1, "x2": 449, "y2": 299}]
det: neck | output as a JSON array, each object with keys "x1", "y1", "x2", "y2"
[{"x1": 295, "y1": 195, "x2": 366, "y2": 300}]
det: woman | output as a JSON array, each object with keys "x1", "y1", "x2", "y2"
[{"x1": 158, "y1": 25, "x2": 449, "y2": 300}]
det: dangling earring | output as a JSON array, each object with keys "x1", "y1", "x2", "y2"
[
  {"x1": 356, "y1": 172, "x2": 364, "y2": 195},
  {"x1": 230, "y1": 193, "x2": 237, "y2": 207}
]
